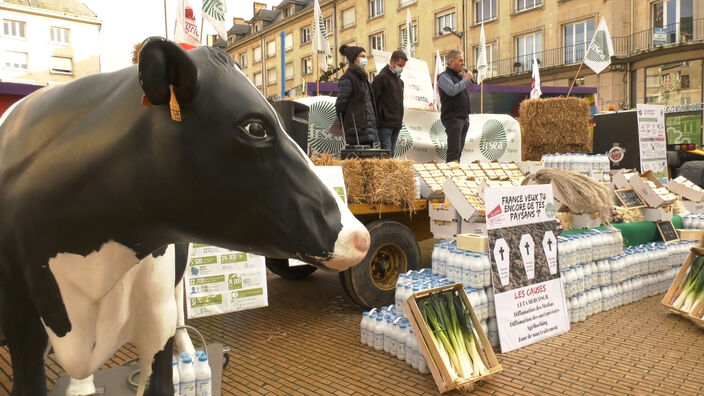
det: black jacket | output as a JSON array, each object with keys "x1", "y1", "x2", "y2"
[
  {"x1": 335, "y1": 65, "x2": 378, "y2": 143},
  {"x1": 439, "y1": 67, "x2": 471, "y2": 121},
  {"x1": 371, "y1": 65, "x2": 404, "y2": 129}
]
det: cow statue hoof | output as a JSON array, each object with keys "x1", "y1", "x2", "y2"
[{"x1": 66, "y1": 375, "x2": 95, "y2": 396}]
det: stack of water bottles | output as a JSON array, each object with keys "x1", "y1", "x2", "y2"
[
  {"x1": 560, "y1": 232, "x2": 694, "y2": 324},
  {"x1": 172, "y1": 350, "x2": 212, "y2": 396},
  {"x1": 682, "y1": 214, "x2": 704, "y2": 229},
  {"x1": 541, "y1": 153, "x2": 611, "y2": 182}
]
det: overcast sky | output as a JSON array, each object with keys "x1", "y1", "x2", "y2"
[{"x1": 82, "y1": 0, "x2": 279, "y2": 72}]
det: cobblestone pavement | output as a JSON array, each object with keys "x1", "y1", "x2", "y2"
[{"x1": 1, "y1": 268, "x2": 704, "y2": 395}]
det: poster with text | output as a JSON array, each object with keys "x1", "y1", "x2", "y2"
[
  {"x1": 372, "y1": 49, "x2": 435, "y2": 110},
  {"x1": 185, "y1": 244, "x2": 268, "y2": 319},
  {"x1": 636, "y1": 104, "x2": 667, "y2": 183},
  {"x1": 485, "y1": 184, "x2": 570, "y2": 353}
]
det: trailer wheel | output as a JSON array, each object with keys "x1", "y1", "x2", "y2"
[
  {"x1": 345, "y1": 220, "x2": 421, "y2": 309},
  {"x1": 266, "y1": 258, "x2": 317, "y2": 279}
]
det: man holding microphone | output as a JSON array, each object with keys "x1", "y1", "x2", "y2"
[{"x1": 437, "y1": 49, "x2": 473, "y2": 163}]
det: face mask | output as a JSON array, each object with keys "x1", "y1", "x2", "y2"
[
  {"x1": 358, "y1": 57, "x2": 367, "y2": 69},
  {"x1": 393, "y1": 66, "x2": 404, "y2": 75}
]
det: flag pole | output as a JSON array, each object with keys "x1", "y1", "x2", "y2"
[
  {"x1": 480, "y1": 81, "x2": 484, "y2": 113},
  {"x1": 163, "y1": 0, "x2": 168, "y2": 39},
  {"x1": 567, "y1": 61, "x2": 585, "y2": 97},
  {"x1": 315, "y1": 50, "x2": 320, "y2": 96},
  {"x1": 200, "y1": 17, "x2": 205, "y2": 45}
]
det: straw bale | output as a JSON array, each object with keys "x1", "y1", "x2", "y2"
[
  {"x1": 615, "y1": 206, "x2": 644, "y2": 223},
  {"x1": 311, "y1": 154, "x2": 340, "y2": 166},
  {"x1": 673, "y1": 200, "x2": 688, "y2": 216},
  {"x1": 341, "y1": 159, "x2": 366, "y2": 203},
  {"x1": 520, "y1": 97, "x2": 591, "y2": 160},
  {"x1": 556, "y1": 212, "x2": 573, "y2": 231},
  {"x1": 362, "y1": 159, "x2": 416, "y2": 206}
]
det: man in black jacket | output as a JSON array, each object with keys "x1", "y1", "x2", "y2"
[
  {"x1": 335, "y1": 44, "x2": 378, "y2": 146},
  {"x1": 438, "y1": 49, "x2": 473, "y2": 163},
  {"x1": 371, "y1": 50, "x2": 407, "y2": 157}
]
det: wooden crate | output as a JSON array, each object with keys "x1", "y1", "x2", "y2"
[
  {"x1": 661, "y1": 247, "x2": 704, "y2": 328},
  {"x1": 404, "y1": 283, "x2": 502, "y2": 394}
]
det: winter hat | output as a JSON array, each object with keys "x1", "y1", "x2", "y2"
[{"x1": 340, "y1": 44, "x2": 365, "y2": 64}]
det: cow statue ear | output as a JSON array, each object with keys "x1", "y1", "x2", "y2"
[{"x1": 138, "y1": 37, "x2": 199, "y2": 106}]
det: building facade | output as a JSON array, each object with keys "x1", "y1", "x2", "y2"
[
  {"x1": 227, "y1": 0, "x2": 703, "y2": 111},
  {"x1": 0, "y1": 0, "x2": 101, "y2": 87}
]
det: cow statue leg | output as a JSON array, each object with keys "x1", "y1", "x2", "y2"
[{"x1": 0, "y1": 290, "x2": 48, "y2": 396}]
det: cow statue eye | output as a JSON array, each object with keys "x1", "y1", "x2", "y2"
[{"x1": 241, "y1": 121, "x2": 267, "y2": 139}]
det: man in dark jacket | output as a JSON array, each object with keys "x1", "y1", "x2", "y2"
[
  {"x1": 438, "y1": 49, "x2": 473, "y2": 163},
  {"x1": 335, "y1": 44, "x2": 378, "y2": 146},
  {"x1": 371, "y1": 50, "x2": 407, "y2": 157}
]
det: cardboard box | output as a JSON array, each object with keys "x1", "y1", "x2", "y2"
[
  {"x1": 667, "y1": 176, "x2": 704, "y2": 202},
  {"x1": 682, "y1": 200, "x2": 704, "y2": 214},
  {"x1": 431, "y1": 219, "x2": 460, "y2": 239},
  {"x1": 429, "y1": 199, "x2": 459, "y2": 222},
  {"x1": 661, "y1": 247, "x2": 704, "y2": 329},
  {"x1": 628, "y1": 171, "x2": 672, "y2": 208},
  {"x1": 443, "y1": 178, "x2": 484, "y2": 220},
  {"x1": 457, "y1": 233, "x2": 489, "y2": 252},
  {"x1": 460, "y1": 219, "x2": 487, "y2": 236},
  {"x1": 571, "y1": 213, "x2": 602, "y2": 229},
  {"x1": 677, "y1": 229, "x2": 704, "y2": 242},
  {"x1": 404, "y1": 284, "x2": 502, "y2": 393},
  {"x1": 643, "y1": 206, "x2": 673, "y2": 222},
  {"x1": 612, "y1": 170, "x2": 638, "y2": 190}
]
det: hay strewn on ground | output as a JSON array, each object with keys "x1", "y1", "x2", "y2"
[
  {"x1": 311, "y1": 155, "x2": 416, "y2": 206},
  {"x1": 520, "y1": 97, "x2": 590, "y2": 160}
]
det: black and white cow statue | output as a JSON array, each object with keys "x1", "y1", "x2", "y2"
[{"x1": 0, "y1": 37, "x2": 370, "y2": 396}]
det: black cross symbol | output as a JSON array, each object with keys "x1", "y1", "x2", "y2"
[
  {"x1": 547, "y1": 238, "x2": 553, "y2": 252},
  {"x1": 498, "y1": 246, "x2": 505, "y2": 261},
  {"x1": 524, "y1": 241, "x2": 531, "y2": 255}
]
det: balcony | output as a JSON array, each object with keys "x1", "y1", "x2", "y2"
[{"x1": 474, "y1": 18, "x2": 704, "y2": 79}]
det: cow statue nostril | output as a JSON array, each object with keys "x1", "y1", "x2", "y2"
[{"x1": 353, "y1": 230, "x2": 371, "y2": 253}]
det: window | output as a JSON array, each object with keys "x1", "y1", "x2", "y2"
[
  {"x1": 267, "y1": 40, "x2": 276, "y2": 57},
  {"x1": 285, "y1": 62, "x2": 294, "y2": 80},
  {"x1": 50, "y1": 27, "x2": 70, "y2": 44},
  {"x1": 652, "y1": 0, "x2": 693, "y2": 44},
  {"x1": 516, "y1": 32, "x2": 542, "y2": 73},
  {"x1": 3, "y1": 51, "x2": 27, "y2": 70},
  {"x1": 474, "y1": 0, "x2": 497, "y2": 23},
  {"x1": 301, "y1": 26, "x2": 311, "y2": 44},
  {"x1": 254, "y1": 22, "x2": 262, "y2": 33},
  {"x1": 254, "y1": 72, "x2": 262, "y2": 87},
  {"x1": 341, "y1": 8, "x2": 355, "y2": 29},
  {"x1": 239, "y1": 53, "x2": 248, "y2": 67},
  {"x1": 516, "y1": 0, "x2": 541, "y2": 12},
  {"x1": 400, "y1": 23, "x2": 418, "y2": 45},
  {"x1": 283, "y1": 5, "x2": 292, "y2": 18},
  {"x1": 400, "y1": 0, "x2": 416, "y2": 6},
  {"x1": 369, "y1": 32, "x2": 384, "y2": 51},
  {"x1": 49, "y1": 56, "x2": 72, "y2": 74},
  {"x1": 474, "y1": 42, "x2": 498, "y2": 78},
  {"x1": 564, "y1": 19, "x2": 595, "y2": 64},
  {"x1": 324, "y1": 17, "x2": 333, "y2": 36},
  {"x1": 369, "y1": 0, "x2": 384, "y2": 19},
  {"x1": 3, "y1": 20, "x2": 25, "y2": 39},
  {"x1": 285, "y1": 33, "x2": 293, "y2": 51},
  {"x1": 646, "y1": 60, "x2": 701, "y2": 106},
  {"x1": 302, "y1": 57, "x2": 313, "y2": 75},
  {"x1": 253, "y1": 46, "x2": 262, "y2": 62},
  {"x1": 439, "y1": 53, "x2": 449, "y2": 68},
  {"x1": 267, "y1": 68, "x2": 276, "y2": 84},
  {"x1": 436, "y1": 11, "x2": 456, "y2": 36}
]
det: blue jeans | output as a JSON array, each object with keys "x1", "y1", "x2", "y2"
[{"x1": 378, "y1": 127, "x2": 400, "y2": 158}]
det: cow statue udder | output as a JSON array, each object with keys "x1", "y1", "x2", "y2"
[{"x1": 0, "y1": 37, "x2": 369, "y2": 395}]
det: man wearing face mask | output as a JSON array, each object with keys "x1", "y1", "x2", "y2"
[
  {"x1": 438, "y1": 49, "x2": 473, "y2": 163},
  {"x1": 371, "y1": 50, "x2": 408, "y2": 157},
  {"x1": 335, "y1": 44, "x2": 379, "y2": 147}
]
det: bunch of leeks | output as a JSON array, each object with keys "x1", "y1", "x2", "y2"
[{"x1": 672, "y1": 254, "x2": 704, "y2": 314}]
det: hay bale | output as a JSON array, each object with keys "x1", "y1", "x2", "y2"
[
  {"x1": 361, "y1": 159, "x2": 416, "y2": 206},
  {"x1": 341, "y1": 159, "x2": 366, "y2": 203},
  {"x1": 519, "y1": 97, "x2": 590, "y2": 160},
  {"x1": 311, "y1": 154, "x2": 340, "y2": 166}
]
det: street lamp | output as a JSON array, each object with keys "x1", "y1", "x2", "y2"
[{"x1": 443, "y1": 26, "x2": 464, "y2": 39}]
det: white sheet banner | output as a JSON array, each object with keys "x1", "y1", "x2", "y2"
[
  {"x1": 295, "y1": 96, "x2": 521, "y2": 163},
  {"x1": 636, "y1": 104, "x2": 667, "y2": 183},
  {"x1": 185, "y1": 244, "x2": 268, "y2": 319},
  {"x1": 372, "y1": 49, "x2": 435, "y2": 110}
]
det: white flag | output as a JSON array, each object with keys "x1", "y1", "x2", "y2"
[
  {"x1": 476, "y1": 22, "x2": 488, "y2": 84},
  {"x1": 203, "y1": 0, "x2": 228, "y2": 40},
  {"x1": 583, "y1": 17, "x2": 613, "y2": 74},
  {"x1": 174, "y1": 0, "x2": 200, "y2": 47},
  {"x1": 434, "y1": 50, "x2": 443, "y2": 111},
  {"x1": 530, "y1": 56, "x2": 541, "y2": 99},
  {"x1": 403, "y1": 9, "x2": 415, "y2": 58},
  {"x1": 312, "y1": 0, "x2": 331, "y2": 72}
]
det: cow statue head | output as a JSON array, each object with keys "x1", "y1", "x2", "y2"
[{"x1": 137, "y1": 37, "x2": 369, "y2": 270}]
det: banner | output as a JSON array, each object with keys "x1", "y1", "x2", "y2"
[
  {"x1": 174, "y1": 0, "x2": 201, "y2": 47},
  {"x1": 583, "y1": 16, "x2": 613, "y2": 75},
  {"x1": 485, "y1": 184, "x2": 570, "y2": 353},
  {"x1": 636, "y1": 104, "x2": 667, "y2": 183},
  {"x1": 296, "y1": 96, "x2": 521, "y2": 163},
  {"x1": 372, "y1": 49, "x2": 434, "y2": 110},
  {"x1": 185, "y1": 244, "x2": 268, "y2": 319}
]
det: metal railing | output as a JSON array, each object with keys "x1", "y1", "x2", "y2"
[{"x1": 475, "y1": 18, "x2": 704, "y2": 78}]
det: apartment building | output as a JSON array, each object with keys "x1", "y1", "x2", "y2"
[
  {"x1": 0, "y1": 0, "x2": 101, "y2": 86},
  {"x1": 227, "y1": 0, "x2": 703, "y2": 110}
]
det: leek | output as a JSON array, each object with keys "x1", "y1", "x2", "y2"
[{"x1": 673, "y1": 255, "x2": 704, "y2": 313}]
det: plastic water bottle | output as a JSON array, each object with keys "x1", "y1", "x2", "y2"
[
  {"x1": 406, "y1": 327, "x2": 418, "y2": 368},
  {"x1": 396, "y1": 322, "x2": 407, "y2": 361},
  {"x1": 437, "y1": 243, "x2": 448, "y2": 276},
  {"x1": 461, "y1": 251, "x2": 473, "y2": 286},
  {"x1": 373, "y1": 315, "x2": 384, "y2": 351},
  {"x1": 172, "y1": 357, "x2": 180, "y2": 395},
  {"x1": 360, "y1": 311, "x2": 369, "y2": 345},
  {"x1": 179, "y1": 356, "x2": 196, "y2": 396},
  {"x1": 195, "y1": 354, "x2": 211, "y2": 396},
  {"x1": 431, "y1": 244, "x2": 441, "y2": 275},
  {"x1": 471, "y1": 253, "x2": 483, "y2": 288},
  {"x1": 384, "y1": 316, "x2": 393, "y2": 354},
  {"x1": 485, "y1": 287, "x2": 495, "y2": 318},
  {"x1": 478, "y1": 288, "x2": 488, "y2": 321},
  {"x1": 481, "y1": 253, "x2": 491, "y2": 287}
]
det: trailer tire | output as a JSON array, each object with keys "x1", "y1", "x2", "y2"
[
  {"x1": 266, "y1": 258, "x2": 317, "y2": 279},
  {"x1": 345, "y1": 220, "x2": 421, "y2": 309}
]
